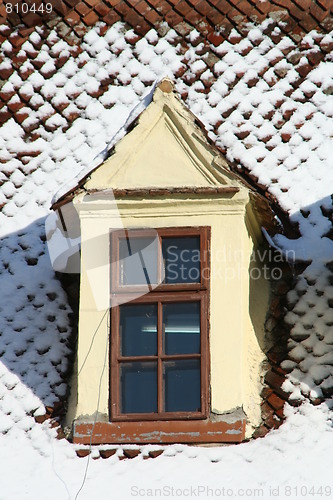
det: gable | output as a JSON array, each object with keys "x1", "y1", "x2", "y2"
[{"x1": 83, "y1": 83, "x2": 240, "y2": 192}]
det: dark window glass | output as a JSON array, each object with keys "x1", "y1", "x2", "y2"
[
  {"x1": 119, "y1": 236, "x2": 158, "y2": 285},
  {"x1": 162, "y1": 237, "x2": 200, "y2": 284},
  {"x1": 163, "y1": 302, "x2": 200, "y2": 355},
  {"x1": 120, "y1": 304, "x2": 157, "y2": 356},
  {"x1": 164, "y1": 360, "x2": 201, "y2": 412},
  {"x1": 120, "y1": 362, "x2": 157, "y2": 413}
]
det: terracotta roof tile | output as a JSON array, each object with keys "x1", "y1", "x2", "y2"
[
  {"x1": 2, "y1": 0, "x2": 333, "y2": 43},
  {"x1": 0, "y1": 0, "x2": 333, "y2": 448}
]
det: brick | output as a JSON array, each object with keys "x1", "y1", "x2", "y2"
[
  {"x1": 265, "y1": 370, "x2": 284, "y2": 390},
  {"x1": 279, "y1": 15, "x2": 296, "y2": 33},
  {"x1": 135, "y1": 0, "x2": 151, "y2": 15},
  {"x1": 125, "y1": 9, "x2": 144, "y2": 25},
  {"x1": 82, "y1": 9, "x2": 99, "y2": 24},
  {"x1": 294, "y1": 0, "x2": 312, "y2": 11},
  {"x1": 16, "y1": 111, "x2": 30, "y2": 124},
  {"x1": 75, "y1": 2, "x2": 91, "y2": 15},
  {"x1": 154, "y1": 0, "x2": 172, "y2": 15},
  {"x1": 288, "y1": 3, "x2": 305, "y2": 20},
  {"x1": 297, "y1": 62, "x2": 312, "y2": 78},
  {"x1": 64, "y1": 0, "x2": 81, "y2": 6},
  {"x1": 267, "y1": 392, "x2": 285, "y2": 411},
  {"x1": 320, "y1": 39, "x2": 333, "y2": 53},
  {"x1": 18, "y1": 26, "x2": 35, "y2": 37},
  {"x1": 256, "y1": 0, "x2": 272, "y2": 14},
  {"x1": 52, "y1": 0, "x2": 69, "y2": 15},
  {"x1": 175, "y1": 0, "x2": 192, "y2": 16},
  {"x1": 0, "y1": 110, "x2": 12, "y2": 124},
  {"x1": 196, "y1": 19, "x2": 212, "y2": 35},
  {"x1": 0, "y1": 67, "x2": 14, "y2": 80},
  {"x1": 9, "y1": 33, "x2": 26, "y2": 48},
  {"x1": 144, "y1": 8, "x2": 163, "y2": 24},
  {"x1": 7, "y1": 100, "x2": 25, "y2": 113},
  {"x1": 102, "y1": 9, "x2": 121, "y2": 23},
  {"x1": 165, "y1": 9, "x2": 183, "y2": 25},
  {"x1": 196, "y1": 0, "x2": 213, "y2": 16},
  {"x1": 115, "y1": 1, "x2": 131, "y2": 15},
  {"x1": 94, "y1": 2, "x2": 110, "y2": 16},
  {"x1": 149, "y1": 450, "x2": 163, "y2": 458},
  {"x1": 7, "y1": 11, "x2": 22, "y2": 27},
  {"x1": 123, "y1": 449, "x2": 140, "y2": 459},
  {"x1": 127, "y1": 0, "x2": 142, "y2": 5},
  {"x1": 307, "y1": 50, "x2": 324, "y2": 66},
  {"x1": 248, "y1": 9, "x2": 266, "y2": 23},
  {"x1": 76, "y1": 449, "x2": 90, "y2": 457},
  {"x1": 320, "y1": 15, "x2": 333, "y2": 30},
  {"x1": 207, "y1": 9, "x2": 225, "y2": 25},
  {"x1": 85, "y1": 0, "x2": 100, "y2": 6},
  {"x1": 310, "y1": 2, "x2": 329, "y2": 22},
  {"x1": 212, "y1": 0, "x2": 232, "y2": 14},
  {"x1": 185, "y1": 8, "x2": 202, "y2": 23},
  {"x1": 316, "y1": 0, "x2": 332, "y2": 9},
  {"x1": 299, "y1": 13, "x2": 318, "y2": 31},
  {"x1": 65, "y1": 10, "x2": 81, "y2": 25},
  {"x1": 100, "y1": 449, "x2": 117, "y2": 458},
  {"x1": 272, "y1": 0, "x2": 290, "y2": 8},
  {"x1": 227, "y1": 7, "x2": 244, "y2": 21},
  {"x1": 174, "y1": 20, "x2": 193, "y2": 35},
  {"x1": 236, "y1": 0, "x2": 252, "y2": 15},
  {"x1": 252, "y1": 426, "x2": 270, "y2": 438}
]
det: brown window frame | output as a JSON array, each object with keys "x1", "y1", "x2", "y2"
[{"x1": 110, "y1": 226, "x2": 210, "y2": 422}]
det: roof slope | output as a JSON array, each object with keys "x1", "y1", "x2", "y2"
[{"x1": 0, "y1": 0, "x2": 333, "y2": 468}]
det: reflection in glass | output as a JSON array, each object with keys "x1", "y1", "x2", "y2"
[
  {"x1": 120, "y1": 304, "x2": 157, "y2": 356},
  {"x1": 164, "y1": 359, "x2": 201, "y2": 412},
  {"x1": 162, "y1": 236, "x2": 200, "y2": 284},
  {"x1": 163, "y1": 302, "x2": 200, "y2": 355},
  {"x1": 119, "y1": 236, "x2": 158, "y2": 285},
  {"x1": 120, "y1": 362, "x2": 157, "y2": 413}
]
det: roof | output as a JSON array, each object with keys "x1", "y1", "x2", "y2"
[{"x1": 0, "y1": 0, "x2": 333, "y2": 493}]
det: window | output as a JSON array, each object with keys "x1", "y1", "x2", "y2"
[{"x1": 110, "y1": 227, "x2": 210, "y2": 421}]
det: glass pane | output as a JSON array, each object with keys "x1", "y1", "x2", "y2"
[
  {"x1": 164, "y1": 360, "x2": 201, "y2": 412},
  {"x1": 162, "y1": 237, "x2": 200, "y2": 284},
  {"x1": 120, "y1": 304, "x2": 157, "y2": 356},
  {"x1": 119, "y1": 236, "x2": 158, "y2": 285},
  {"x1": 120, "y1": 362, "x2": 157, "y2": 413},
  {"x1": 163, "y1": 302, "x2": 200, "y2": 355}
]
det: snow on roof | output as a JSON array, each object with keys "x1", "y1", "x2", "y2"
[{"x1": 1, "y1": 10, "x2": 333, "y2": 497}]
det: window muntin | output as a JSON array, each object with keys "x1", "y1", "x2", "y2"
[{"x1": 110, "y1": 227, "x2": 210, "y2": 421}]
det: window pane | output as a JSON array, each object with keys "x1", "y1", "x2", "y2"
[
  {"x1": 162, "y1": 237, "x2": 200, "y2": 284},
  {"x1": 120, "y1": 304, "x2": 157, "y2": 356},
  {"x1": 164, "y1": 360, "x2": 201, "y2": 412},
  {"x1": 119, "y1": 236, "x2": 158, "y2": 285},
  {"x1": 163, "y1": 302, "x2": 200, "y2": 355},
  {"x1": 120, "y1": 362, "x2": 157, "y2": 413}
]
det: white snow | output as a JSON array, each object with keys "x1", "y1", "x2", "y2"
[
  {"x1": 0, "y1": 17, "x2": 333, "y2": 500},
  {"x1": 0, "y1": 402, "x2": 330, "y2": 499}
]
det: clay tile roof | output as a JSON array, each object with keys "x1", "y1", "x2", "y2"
[
  {"x1": 0, "y1": 0, "x2": 333, "y2": 460},
  {"x1": 2, "y1": 0, "x2": 333, "y2": 44}
]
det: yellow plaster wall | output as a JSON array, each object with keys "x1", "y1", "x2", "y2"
[{"x1": 69, "y1": 192, "x2": 268, "y2": 434}]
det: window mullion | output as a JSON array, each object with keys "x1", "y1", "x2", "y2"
[{"x1": 157, "y1": 301, "x2": 163, "y2": 414}]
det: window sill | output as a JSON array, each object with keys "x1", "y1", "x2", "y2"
[{"x1": 72, "y1": 418, "x2": 246, "y2": 445}]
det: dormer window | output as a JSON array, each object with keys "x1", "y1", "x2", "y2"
[
  {"x1": 52, "y1": 79, "x2": 272, "y2": 444},
  {"x1": 110, "y1": 227, "x2": 210, "y2": 420}
]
